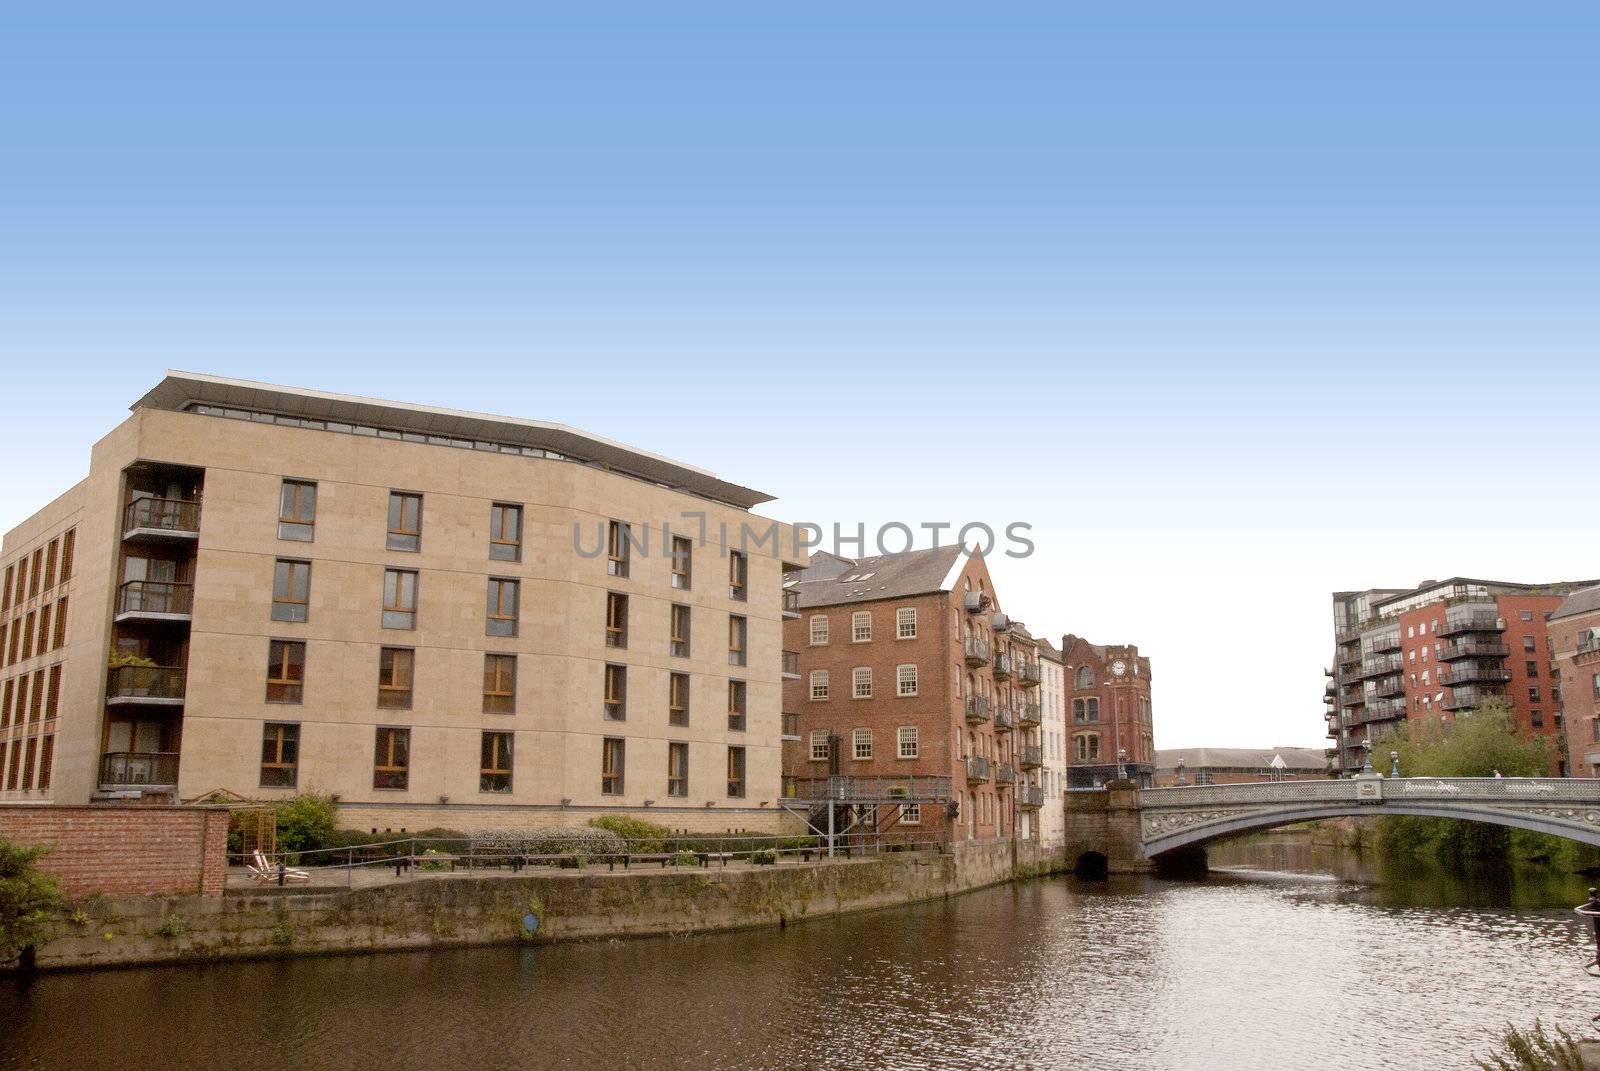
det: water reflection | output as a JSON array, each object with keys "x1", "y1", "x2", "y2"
[{"x1": 3, "y1": 837, "x2": 1595, "y2": 1071}]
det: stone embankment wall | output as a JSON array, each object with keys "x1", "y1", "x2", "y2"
[
  {"x1": 0, "y1": 805, "x2": 230, "y2": 897},
  {"x1": 26, "y1": 839, "x2": 1065, "y2": 971}
]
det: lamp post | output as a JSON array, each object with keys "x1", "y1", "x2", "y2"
[
  {"x1": 1361, "y1": 738, "x2": 1374, "y2": 776},
  {"x1": 1176, "y1": 757, "x2": 1186, "y2": 786},
  {"x1": 1390, "y1": 750, "x2": 1401, "y2": 780},
  {"x1": 1118, "y1": 747, "x2": 1128, "y2": 783}
]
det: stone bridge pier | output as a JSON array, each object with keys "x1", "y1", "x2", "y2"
[{"x1": 1062, "y1": 781, "x2": 1152, "y2": 875}]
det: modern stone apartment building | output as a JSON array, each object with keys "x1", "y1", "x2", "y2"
[
  {"x1": 0, "y1": 372, "x2": 806, "y2": 831},
  {"x1": 1325, "y1": 577, "x2": 1596, "y2": 776},
  {"x1": 779, "y1": 546, "x2": 1048, "y2": 843},
  {"x1": 1060, "y1": 635, "x2": 1156, "y2": 788},
  {"x1": 1550, "y1": 585, "x2": 1600, "y2": 777}
]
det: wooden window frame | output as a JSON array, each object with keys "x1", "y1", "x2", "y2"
[
  {"x1": 278, "y1": 479, "x2": 317, "y2": 541},
  {"x1": 266, "y1": 639, "x2": 305, "y2": 703},
  {"x1": 897, "y1": 663, "x2": 918, "y2": 697},
  {"x1": 382, "y1": 568, "x2": 418, "y2": 630},
  {"x1": 726, "y1": 745, "x2": 746, "y2": 798},
  {"x1": 480, "y1": 731, "x2": 513, "y2": 793},
  {"x1": 667, "y1": 741, "x2": 689, "y2": 797},
  {"x1": 670, "y1": 536, "x2": 692, "y2": 590},
  {"x1": 601, "y1": 736, "x2": 625, "y2": 795},
  {"x1": 670, "y1": 604, "x2": 691, "y2": 658},
  {"x1": 728, "y1": 615, "x2": 747, "y2": 667},
  {"x1": 486, "y1": 578, "x2": 519, "y2": 638},
  {"x1": 260, "y1": 722, "x2": 300, "y2": 788},
  {"x1": 897, "y1": 726, "x2": 918, "y2": 759},
  {"x1": 669, "y1": 672, "x2": 690, "y2": 727},
  {"x1": 603, "y1": 663, "x2": 627, "y2": 721},
  {"x1": 809, "y1": 730, "x2": 830, "y2": 762},
  {"x1": 377, "y1": 647, "x2": 414, "y2": 709},
  {"x1": 483, "y1": 653, "x2": 517, "y2": 714},
  {"x1": 272, "y1": 559, "x2": 312, "y2": 623},
  {"x1": 489, "y1": 503, "x2": 523, "y2": 562},
  {"x1": 606, "y1": 520, "x2": 630, "y2": 578},
  {"x1": 852, "y1": 612, "x2": 871, "y2": 643},
  {"x1": 386, "y1": 491, "x2": 423, "y2": 552},
  {"x1": 810, "y1": 670, "x2": 829, "y2": 701},
  {"x1": 852, "y1": 667, "x2": 872, "y2": 699},
  {"x1": 896, "y1": 608, "x2": 917, "y2": 640},
  {"x1": 853, "y1": 727, "x2": 873, "y2": 761},
  {"x1": 605, "y1": 591, "x2": 628, "y2": 649},
  {"x1": 727, "y1": 680, "x2": 746, "y2": 732},
  {"x1": 728, "y1": 550, "x2": 747, "y2": 601},
  {"x1": 373, "y1": 726, "x2": 410, "y2": 790},
  {"x1": 809, "y1": 615, "x2": 829, "y2": 646}
]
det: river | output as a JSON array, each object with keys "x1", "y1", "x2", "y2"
[{"x1": 3, "y1": 834, "x2": 1597, "y2": 1070}]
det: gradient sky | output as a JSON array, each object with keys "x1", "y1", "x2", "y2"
[{"x1": 3, "y1": 3, "x2": 1597, "y2": 749}]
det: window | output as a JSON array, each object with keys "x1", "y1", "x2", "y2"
[
  {"x1": 809, "y1": 615, "x2": 829, "y2": 646},
  {"x1": 669, "y1": 672, "x2": 690, "y2": 726},
  {"x1": 1526, "y1": 660, "x2": 1539, "y2": 678},
  {"x1": 896, "y1": 608, "x2": 917, "y2": 639},
  {"x1": 383, "y1": 569, "x2": 418, "y2": 629},
  {"x1": 670, "y1": 536, "x2": 693, "y2": 590},
  {"x1": 728, "y1": 550, "x2": 747, "y2": 601},
  {"x1": 727, "y1": 746, "x2": 746, "y2": 798},
  {"x1": 378, "y1": 647, "x2": 414, "y2": 708},
  {"x1": 480, "y1": 731, "x2": 513, "y2": 793},
  {"x1": 20, "y1": 739, "x2": 36, "y2": 791},
  {"x1": 489, "y1": 503, "x2": 522, "y2": 561},
  {"x1": 728, "y1": 615, "x2": 747, "y2": 667},
  {"x1": 1529, "y1": 686, "x2": 1542, "y2": 703},
  {"x1": 1, "y1": 566, "x2": 10, "y2": 612},
  {"x1": 901, "y1": 802, "x2": 922, "y2": 825},
  {"x1": 1073, "y1": 697, "x2": 1100, "y2": 722},
  {"x1": 1531, "y1": 710, "x2": 1545, "y2": 730},
  {"x1": 28, "y1": 671, "x2": 42, "y2": 720},
  {"x1": 810, "y1": 730, "x2": 830, "y2": 762},
  {"x1": 1076, "y1": 666, "x2": 1095, "y2": 688},
  {"x1": 897, "y1": 726, "x2": 919, "y2": 759},
  {"x1": 58, "y1": 529, "x2": 74, "y2": 583},
  {"x1": 13, "y1": 559, "x2": 26, "y2": 609},
  {"x1": 670, "y1": 604, "x2": 691, "y2": 657},
  {"x1": 28, "y1": 549, "x2": 40, "y2": 598},
  {"x1": 607, "y1": 521, "x2": 631, "y2": 578},
  {"x1": 1524, "y1": 636, "x2": 1537, "y2": 652},
  {"x1": 386, "y1": 491, "x2": 422, "y2": 551},
  {"x1": 484, "y1": 578, "x2": 519, "y2": 637},
  {"x1": 373, "y1": 727, "x2": 410, "y2": 790},
  {"x1": 484, "y1": 654, "x2": 517, "y2": 714},
  {"x1": 602, "y1": 737, "x2": 625, "y2": 795},
  {"x1": 260, "y1": 723, "x2": 300, "y2": 788},
  {"x1": 604, "y1": 663, "x2": 627, "y2": 721},
  {"x1": 1520, "y1": 610, "x2": 1534, "y2": 622},
  {"x1": 853, "y1": 727, "x2": 873, "y2": 760},
  {"x1": 42, "y1": 540, "x2": 57, "y2": 590},
  {"x1": 852, "y1": 667, "x2": 872, "y2": 698},
  {"x1": 852, "y1": 612, "x2": 872, "y2": 643},
  {"x1": 52, "y1": 597, "x2": 67, "y2": 649},
  {"x1": 605, "y1": 591, "x2": 628, "y2": 648},
  {"x1": 45, "y1": 665, "x2": 60, "y2": 717},
  {"x1": 1593, "y1": 672, "x2": 1600, "y2": 701},
  {"x1": 266, "y1": 640, "x2": 305, "y2": 703},
  {"x1": 278, "y1": 480, "x2": 317, "y2": 541},
  {"x1": 37, "y1": 735, "x2": 52, "y2": 792},
  {"x1": 897, "y1": 664, "x2": 918, "y2": 697},
  {"x1": 1074, "y1": 733, "x2": 1100, "y2": 761},
  {"x1": 20, "y1": 613, "x2": 34, "y2": 661},
  {"x1": 668, "y1": 741, "x2": 689, "y2": 797},
  {"x1": 272, "y1": 560, "x2": 311, "y2": 622},
  {"x1": 810, "y1": 670, "x2": 830, "y2": 701},
  {"x1": 728, "y1": 680, "x2": 747, "y2": 731}
]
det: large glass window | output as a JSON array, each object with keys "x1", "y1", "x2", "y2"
[
  {"x1": 378, "y1": 647, "x2": 414, "y2": 708},
  {"x1": 386, "y1": 491, "x2": 422, "y2": 552},
  {"x1": 487, "y1": 578, "x2": 519, "y2": 637},
  {"x1": 266, "y1": 640, "x2": 305, "y2": 703},
  {"x1": 260, "y1": 723, "x2": 300, "y2": 787},
  {"x1": 480, "y1": 732, "x2": 513, "y2": 793},
  {"x1": 374, "y1": 727, "x2": 410, "y2": 789},
  {"x1": 383, "y1": 569, "x2": 418, "y2": 629},
  {"x1": 272, "y1": 560, "x2": 311, "y2": 622},
  {"x1": 483, "y1": 654, "x2": 516, "y2": 714},
  {"x1": 278, "y1": 480, "x2": 317, "y2": 541},
  {"x1": 489, "y1": 503, "x2": 522, "y2": 562}
]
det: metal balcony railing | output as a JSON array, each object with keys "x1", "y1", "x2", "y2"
[
  {"x1": 98, "y1": 751, "x2": 179, "y2": 788},
  {"x1": 1019, "y1": 661, "x2": 1042, "y2": 686},
  {"x1": 1019, "y1": 785, "x2": 1045, "y2": 808},
  {"x1": 994, "y1": 763, "x2": 1017, "y2": 785},
  {"x1": 1439, "y1": 642, "x2": 1509, "y2": 661},
  {"x1": 1364, "y1": 633, "x2": 1403, "y2": 655},
  {"x1": 1375, "y1": 677, "x2": 1406, "y2": 699},
  {"x1": 781, "y1": 650, "x2": 800, "y2": 678},
  {"x1": 782, "y1": 588, "x2": 801, "y2": 618},
  {"x1": 992, "y1": 707, "x2": 1014, "y2": 732},
  {"x1": 1442, "y1": 687, "x2": 1504, "y2": 712},
  {"x1": 964, "y1": 638, "x2": 990, "y2": 666},
  {"x1": 965, "y1": 695, "x2": 991, "y2": 724},
  {"x1": 1017, "y1": 702, "x2": 1041, "y2": 727},
  {"x1": 1018, "y1": 744, "x2": 1043, "y2": 769},
  {"x1": 1440, "y1": 614, "x2": 1504, "y2": 638},
  {"x1": 116, "y1": 580, "x2": 194, "y2": 618},
  {"x1": 123, "y1": 497, "x2": 201, "y2": 537},
  {"x1": 1438, "y1": 664, "x2": 1513, "y2": 686},
  {"x1": 1357, "y1": 655, "x2": 1405, "y2": 679},
  {"x1": 965, "y1": 756, "x2": 991, "y2": 783},
  {"x1": 991, "y1": 652, "x2": 1013, "y2": 680},
  {"x1": 106, "y1": 665, "x2": 186, "y2": 702}
]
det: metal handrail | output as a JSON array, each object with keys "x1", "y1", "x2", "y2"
[
  {"x1": 117, "y1": 580, "x2": 194, "y2": 616},
  {"x1": 1141, "y1": 776, "x2": 1600, "y2": 807},
  {"x1": 123, "y1": 497, "x2": 201, "y2": 534},
  {"x1": 107, "y1": 665, "x2": 186, "y2": 700},
  {"x1": 98, "y1": 751, "x2": 179, "y2": 787}
]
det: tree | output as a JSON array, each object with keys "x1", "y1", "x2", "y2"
[
  {"x1": 0, "y1": 839, "x2": 66, "y2": 966},
  {"x1": 1372, "y1": 699, "x2": 1553, "y2": 862}
]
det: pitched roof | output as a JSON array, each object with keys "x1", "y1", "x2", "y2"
[
  {"x1": 1553, "y1": 584, "x2": 1600, "y2": 622},
  {"x1": 1154, "y1": 747, "x2": 1327, "y2": 772},
  {"x1": 785, "y1": 546, "x2": 967, "y2": 609}
]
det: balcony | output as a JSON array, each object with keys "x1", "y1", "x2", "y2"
[
  {"x1": 1019, "y1": 785, "x2": 1044, "y2": 809},
  {"x1": 106, "y1": 665, "x2": 186, "y2": 705},
  {"x1": 965, "y1": 695, "x2": 991, "y2": 725},
  {"x1": 965, "y1": 756, "x2": 991, "y2": 783},
  {"x1": 1353, "y1": 698, "x2": 1406, "y2": 724},
  {"x1": 1442, "y1": 687, "x2": 1503, "y2": 712},
  {"x1": 991, "y1": 652, "x2": 1013, "y2": 680},
  {"x1": 1438, "y1": 663, "x2": 1513, "y2": 687},
  {"x1": 1366, "y1": 633, "x2": 1403, "y2": 655},
  {"x1": 1018, "y1": 744, "x2": 1043, "y2": 769},
  {"x1": 1375, "y1": 676, "x2": 1406, "y2": 699},
  {"x1": 122, "y1": 497, "x2": 201, "y2": 541},
  {"x1": 782, "y1": 650, "x2": 800, "y2": 680},
  {"x1": 1018, "y1": 661, "x2": 1042, "y2": 687},
  {"x1": 994, "y1": 763, "x2": 1017, "y2": 785},
  {"x1": 1358, "y1": 655, "x2": 1405, "y2": 680},
  {"x1": 115, "y1": 580, "x2": 194, "y2": 622},
  {"x1": 964, "y1": 638, "x2": 990, "y2": 667},
  {"x1": 1018, "y1": 702, "x2": 1041, "y2": 728},
  {"x1": 993, "y1": 707, "x2": 1014, "y2": 732},
  {"x1": 98, "y1": 751, "x2": 179, "y2": 790},
  {"x1": 1439, "y1": 641, "x2": 1509, "y2": 661},
  {"x1": 782, "y1": 588, "x2": 801, "y2": 619},
  {"x1": 964, "y1": 591, "x2": 988, "y2": 613},
  {"x1": 1440, "y1": 613, "x2": 1504, "y2": 638}
]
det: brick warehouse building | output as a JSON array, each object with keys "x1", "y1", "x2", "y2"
[
  {"x1": 1326, "y1": 577, "x2": 1597, "y2": 777},
  {"x1": 1060, "y1": 635, "x2": 1155, "y2": 788},
  {"x1": 779, "y1": 547, "x2": 1048, "y2": 843},
  {"x1": 0, "y1": 372, "x2": 808, "y2": 832},
  {"x1": 1550, "y1": 585, "x2": 1600, "y2": 777}
]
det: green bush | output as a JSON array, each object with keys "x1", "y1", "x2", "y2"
[
  {"x1": 469, "y1": 827, "x2": 625, "y2": 860},
  {"x1": 672, "y1": 850, "x2": 699, "y2": 867},
  {"x1": 588, "y1": 815, "x2": 672, "y2": 852},
  {"x1": 1475, "y1": 1020, "x2": 1583, "y2": 1071},
  {"x1": 1, "y1": 839, "x2": 66, "y2": 964},
  {"x1": 275, "y1": 793, "x2": 338, "y2": 854}
]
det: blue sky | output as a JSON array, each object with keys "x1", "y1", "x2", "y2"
[{"x1": 3, "y1": 3, "x2": 1597, "y2": 748}]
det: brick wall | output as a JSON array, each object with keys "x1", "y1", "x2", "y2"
[{"x1": 0, "y1": 805, "x2": 229, "y2": 897}]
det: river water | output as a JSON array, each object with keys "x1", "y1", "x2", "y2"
[{"x1": 3, "y1": 835, "x2": 1598, "y2": 1070}]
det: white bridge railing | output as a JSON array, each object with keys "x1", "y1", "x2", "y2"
[{"x1": 1139, "y1": 777, "x2": 1600, "y2": 810}]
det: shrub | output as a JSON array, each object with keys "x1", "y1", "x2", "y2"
[
  {"x1": 0, "y1": 839, "x2": 66, "y2": 965},
  {"x1": 752, "y1": 848, "x2": 777, "y2": 865},
  {"x1": 418, "y1": 849, "x2": 451, "y2": 872},
  {"x1": 467, "y1": 827, "x2": 625, "y2": 860},
  {"x1": 672, "y1": 850, "x2": 699, "y2": 867},
  {"x1": 588, "y1": 815, "x2": 672, "y2": 853},
  {"x1": 1475, "y1": 1020, "x2": 1583, "y2": 1071},
  {"x1": 275, "y1": 793, "x2": 338, "y2": 854}
]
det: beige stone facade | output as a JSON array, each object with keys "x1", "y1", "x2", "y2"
[{"x1": 0, "y1": 373, "x2": 806, "y2": 833}]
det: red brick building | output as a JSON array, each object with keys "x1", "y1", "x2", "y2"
[
  {"x1": 1327, "y1": 578, "x2": 1596, "y2": 776},
  {"x1": 1551, "y1": 586, "x2": 1600, "y2": 777},
  {"x1": 780, "y1": 546, "x2": 1045, "y2": 842},
  {"x1": 1060, "y1": 636, "x2": 1154, "y2": 788}
]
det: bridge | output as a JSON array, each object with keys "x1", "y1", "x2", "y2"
[{"x1": 1063, "y1": 776, "x2": 1600, "y2": 873}]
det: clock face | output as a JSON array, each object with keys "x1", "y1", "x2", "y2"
[{"x1": 1112, "y1": 660, "x2": 1128, "y2": 677}]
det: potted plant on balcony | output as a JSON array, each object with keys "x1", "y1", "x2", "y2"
[{"x1": 108, "y1": 653, "x2": 159, "y2": 697}]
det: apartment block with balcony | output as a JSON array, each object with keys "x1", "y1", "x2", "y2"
[
  {"x1": 1550, "y1": 585, "x2": 1600, "y2": 777},
  {"x1": 0, "y1": 372, "x2": 807, "y2": 829},
  {"x1": 780, "y1": 545, "x2": 1026, "y2": 843},
  {"x1": 1060, "y1": 635, "x2": 1155, "y2": 788},
  {"x1": 1326, "y1": 578, "x2": 1596, "y2": 776}
]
